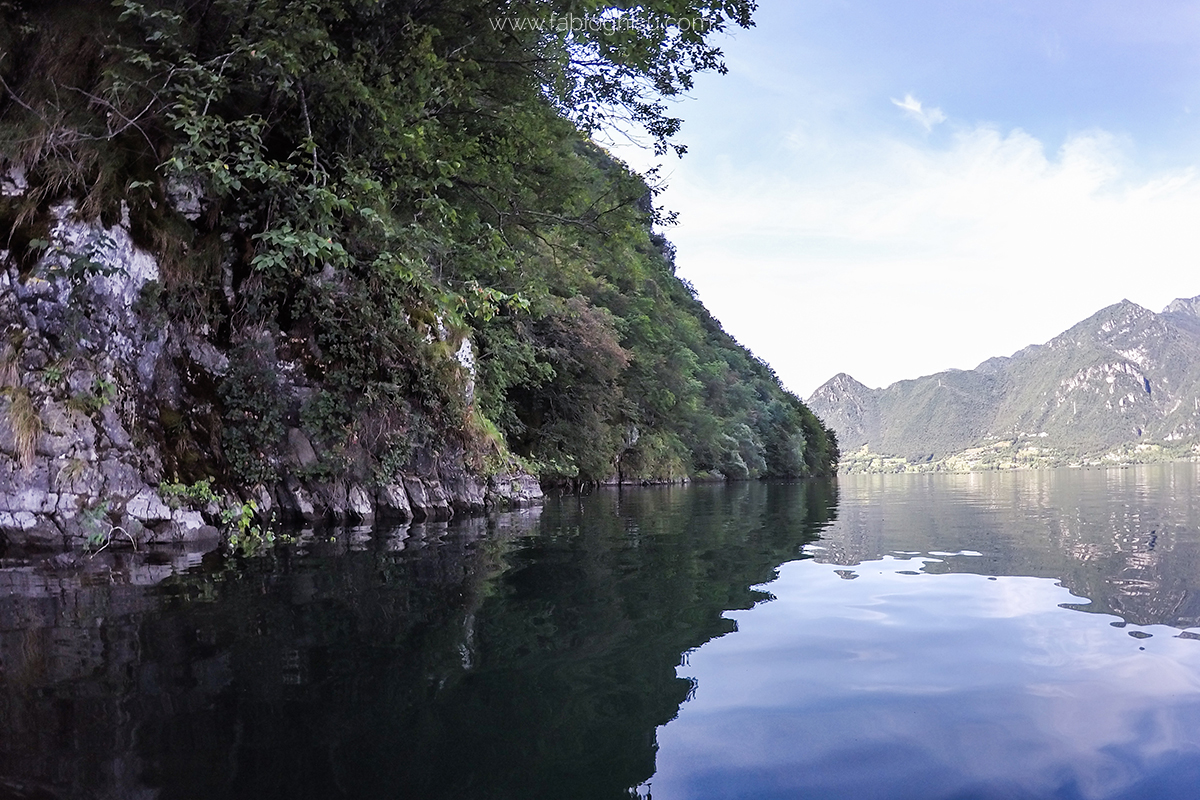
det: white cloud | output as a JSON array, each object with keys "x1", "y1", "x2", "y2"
[
  {"x1": 654, "y1": 125, "x2": 1200, "y2": 395},
  {"x1": 1041, "y1": 29, "x2": 1066, "y2": 62},
  {"x1": 891, "y1": 93, "x2": 947, "y2": 131}
]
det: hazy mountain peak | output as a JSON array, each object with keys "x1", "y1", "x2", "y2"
[
  {"x1": 808, "y1": 295, "x2": 1200, "y2": 471},
  {"x1": 1163, "y1": 295, "x2": 1200, "y2": 316},
  {"x1": 1050, "y1": 299, "x2": 1156, "y2": 348},
  {"x1": 808, "y1": 373, "x2": 882, "y2": 452},
  {"x1": 813, "y1": 372, "x2": 875, "y2": 396},
  {"x1": 1103, "y1": 298, "x2": 1149, "y2": 316}
]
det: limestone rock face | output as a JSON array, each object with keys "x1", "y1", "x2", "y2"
[
  {"x1": 286, "y1": 428, "x2": 319, "y2": 469},
  {"x1": 488, "y1": 473, "x2": 544, "y2": 508},
  {"x1": 275, "y1": 479, "x2": 321, "y2": 522},
  {"x1": 0, "y1": 203, "x2": 182, "y2": 548},
  {"x1": 347, "y1": 484, "x2": 374, "y2": 520},
  {"x1": 444, "y1": 473, "x2": 487, "y2": 513},
  {"x1": 0, "y1": 186, "x2": 541, "y2": 550},
  {"x1": 376, "y1": 483, "x2": 413, "y2": 521},
  {"x1": 125, "y1": 489, "x2": 172, "y2": 523},
  {"x1": 402, "y1": 476, "x2": 453, "y2": 522}
]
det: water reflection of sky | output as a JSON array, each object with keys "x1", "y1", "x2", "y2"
[{"x1": 649, "y1": 558, "x2": 1200, "y2": 800}]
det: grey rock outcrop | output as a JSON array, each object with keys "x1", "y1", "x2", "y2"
[
  {"x1": 0, "y1": 194, "x2": 541, "y2": 550},
  {"x1": 0, "y1": 203, "x2": 181, "y2": 548},
  {"x1": 488, "y1": 473, "x2": 544, "y2": 507},
  {"x1": 402, "y1": 475, "x2": 451, "y2": 522},
  {"x1": 376, "y1": 482, "x2": 413, "y2": 520}
]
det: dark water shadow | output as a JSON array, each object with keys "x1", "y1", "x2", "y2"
[{"x1": 0, "y1": 480, "x2": 837, "y2": 800}]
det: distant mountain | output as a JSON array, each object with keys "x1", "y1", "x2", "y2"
[{"x1": 808, "y1": 297, "x2": 1200, "y2": 472}]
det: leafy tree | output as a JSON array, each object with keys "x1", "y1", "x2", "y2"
[{"x1": 0, "y1": 0, "x2": 837, "y2": 487}]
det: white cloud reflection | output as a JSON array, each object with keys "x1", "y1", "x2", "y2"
[{"x1": 647, "y1": 560, "x2": 1200, "y2": 800}]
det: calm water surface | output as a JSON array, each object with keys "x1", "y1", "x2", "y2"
[{"x1": 4, "y1": 467, "x2": 1200, "y2": 799}]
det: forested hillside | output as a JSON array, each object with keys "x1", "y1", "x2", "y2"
[{"x1": 0, "y1": 0, "x2": 835, "y2": 541}]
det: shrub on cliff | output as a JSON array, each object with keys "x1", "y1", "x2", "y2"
[{"x1": 0, "y1": 0, "x2": 837, "y2": 485}]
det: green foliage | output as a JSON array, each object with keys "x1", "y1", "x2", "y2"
[
  {"x1": 80, "y1": 500, "x2": 137, "y2": 551},
  {"x1": 31, "y1": 233, "x2": 124, "y2": 288},
  {"x1": 222, "y1": 499, "x2": 275, "y2": 556},
  {"x1": 159, "y1": 477, "x2": 219, "y2": 509},
  {"x1": 219, "y1": 338, "x2": 288, "y2": 486},
  {"x1": 40, "y1": 362, "x2": 65, "y2": 386},
  {"x1": 68, "y1": 376, "x2": 117, "y2": 414},
  {"x1": 160, "y1": 479, "x2": 285, "y2": 555},
  {"x1": 79, "y1": 502, "x2": 113, "y2": 548},
  {"x1": 0, "y1": 0, "x2": 836, "y2": 490},
  {"x1": 473, "y1": 212, "x2": 840, "y2": 481}
]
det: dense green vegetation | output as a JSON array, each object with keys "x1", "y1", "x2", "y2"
[{"x1": 0, "y1": 0, "x2": 837, "y2": 486}]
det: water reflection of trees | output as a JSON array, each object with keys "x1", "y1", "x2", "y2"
[
  {"x1": 0, "y1": 481, "x2": 837, "y2": 800},
  {"x1": 810, "y1": 466, "x2": 1200, "y2": 628}
]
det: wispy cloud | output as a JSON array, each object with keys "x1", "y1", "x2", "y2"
[
  {"x1": 891, "y1": 93, "x2": 947, "y2": 131},
  {"x1": 1041, "y1": 30, "x2": 1066, "y2": 63}
]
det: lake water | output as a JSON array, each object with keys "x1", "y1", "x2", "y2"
[{"x1": 4, "y1": 467, "x2": 1200, "y2": 799}]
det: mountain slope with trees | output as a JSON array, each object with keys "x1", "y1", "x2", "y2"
[{"x1": 0, "y1": 0, "x2": 836, "y2": 545}]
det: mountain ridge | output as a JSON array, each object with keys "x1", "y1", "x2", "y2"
[{"x1": 808, "y1": 296, "x2": 1200, "y2": 472}]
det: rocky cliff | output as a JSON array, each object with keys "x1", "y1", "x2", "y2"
[
  {"x1": 809, "y1": 297, "x2": 1200, "y2": 471},
  {"x1": 0, "y1": 0, "x2": 837, "y2": 550},
  {"x1": 0, "y1": 195, "x2": 541, "y2": 550}
]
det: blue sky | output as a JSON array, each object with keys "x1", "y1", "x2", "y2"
[{"x1": 610, "y1": 0, "x2": 1200, "y2": 396}]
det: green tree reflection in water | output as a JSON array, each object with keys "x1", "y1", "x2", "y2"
[{"x1": 49, "y1": 481, "x2": 835, "y2": 800}]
